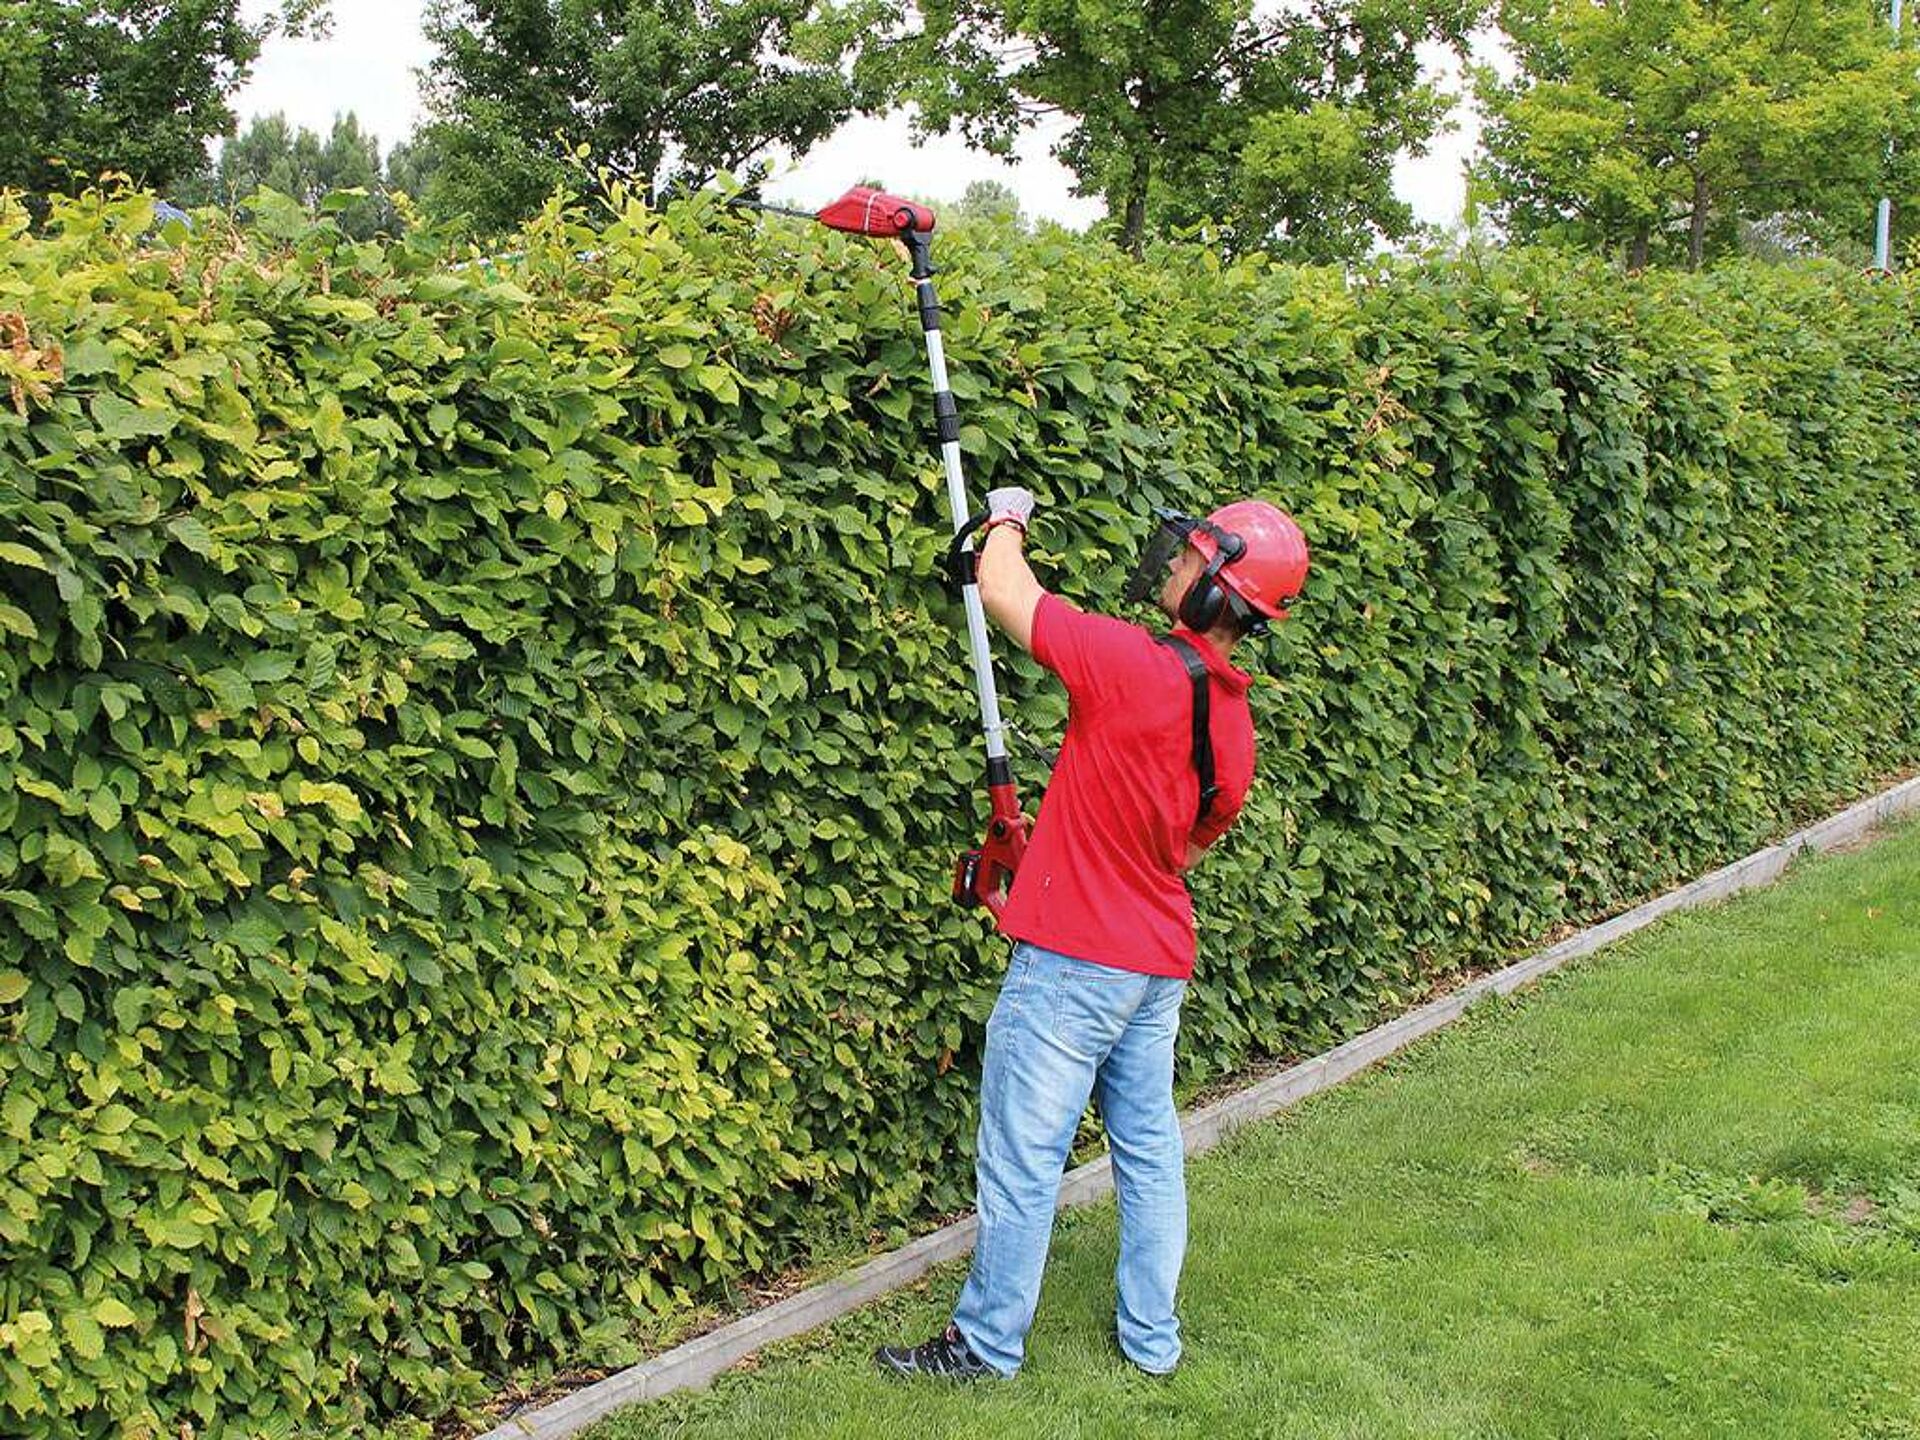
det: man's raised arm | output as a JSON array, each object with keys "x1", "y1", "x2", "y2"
[{"x1": 974, "y1": 486, "x2": 1045, "y2": 654}]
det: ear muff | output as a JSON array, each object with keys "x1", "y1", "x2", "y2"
[
  {"x1": 1178, "y1": 526, "x2": 1245, "y2": 632},
  {"x1": 1177, "y1": 573, "x2": 1226, "y2": 632}
]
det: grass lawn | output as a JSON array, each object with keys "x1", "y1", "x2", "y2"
[{"x1": 594, "y1": 820, "x2": 1920, "y2": 1440}]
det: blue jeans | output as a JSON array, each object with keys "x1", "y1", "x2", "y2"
[{"x1": 952, "y1": 941, "x2": 1188, "y2": 1377}]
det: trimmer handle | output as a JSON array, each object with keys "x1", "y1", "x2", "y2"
[{"x1": 952, "y1": 780, "x2": 1030, "y2": 920}]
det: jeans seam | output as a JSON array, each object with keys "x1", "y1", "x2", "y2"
[{"x1": 1001, "y1": 945, "x2": 1034, "y2": 1022}]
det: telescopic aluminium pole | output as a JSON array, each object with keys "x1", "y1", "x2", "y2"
[
  {"x1": 896, "y1": 227, "x2": 1029, "y2": 917},
  {"x1": 759, "y1": 186, "x2": 1029, "y2": 915}
]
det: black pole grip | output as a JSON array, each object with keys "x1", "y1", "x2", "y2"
[
  {"x1": 942, "y1": 509, "x2": 993, "y2": 594},
  {"x1": 904, "y1": 228, "x2": 935, "y2": 279}
]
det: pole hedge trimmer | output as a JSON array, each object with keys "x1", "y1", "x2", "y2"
[{"x1": 732, "y1": 187, "x2": 1030, "y2": 918}]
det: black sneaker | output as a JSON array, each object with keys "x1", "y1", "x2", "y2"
[{"x1": 873, "y1": 1323, "x2": 999, "y2": 1381}]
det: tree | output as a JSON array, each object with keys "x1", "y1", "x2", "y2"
[
  {"x1": 0, "y1": 0, "x2": 326, "y2": 202},
  {"x1": 384, "y1": 130, "x2": 451, "y2": 210},
  {"x1": 945, "y1": 178, "x2": 1027, "y2": 228},
  {"x1": 209, "y1": 114, "x2": 322, "y2": 208},
  {"x1": 180, "y1": 111, "x2": 396, "y2": 237},
  {"x1": 419, "y1": 0, "x2": 877, "y2": 234},
  {"x1": 870, "y1": 0, "x2": 1479, "y2": 258},
  {"x1": 1476, "y1": 0, "x2": 1920, "y2": 269}
]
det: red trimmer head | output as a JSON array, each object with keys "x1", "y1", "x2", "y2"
[{"x1": 815, "y1": 186, "x2": 936, "y2": 237}]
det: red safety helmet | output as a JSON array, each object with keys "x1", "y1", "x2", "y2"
[{"x1": 1186, "y1": 500, "x2": 1309, "y2": 622}]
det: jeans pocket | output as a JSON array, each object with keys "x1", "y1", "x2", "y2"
[
  {"x1": 1143, "y1": 976, "x2": 1186, "y2": 1036},
  {"x1": 1049, "y1": 956, "x2": 1145, "y2": 1059}
]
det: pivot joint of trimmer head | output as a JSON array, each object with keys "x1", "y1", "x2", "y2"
[{"x1": 902, "y1": 226, "x2": 935, "y2": 279}]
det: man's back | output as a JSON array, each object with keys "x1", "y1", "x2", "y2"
[{"x1": 997, "y1": 593, "x2": 1255, "y2": 979}]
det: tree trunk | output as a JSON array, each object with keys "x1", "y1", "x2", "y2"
[
  {"x1": 1119, "y1": 147, "x2": 1151, "y2": 258},
  {"x1": 1687, "y1": 171, "x2": 1710, "y2": 271},
  {"x1": 1628, "y1": 225, "x2": 1650, "y2": 270}
]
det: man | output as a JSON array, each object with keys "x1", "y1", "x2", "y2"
[{"x1": 875, "y1": 486, "x2": 1310, "y2": 1382}]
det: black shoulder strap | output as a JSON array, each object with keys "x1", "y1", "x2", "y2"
[{"x1": 1157, "y1": 634, "x2": 1219, "y2": 828}]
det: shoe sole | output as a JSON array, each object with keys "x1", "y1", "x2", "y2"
[{"x1": 871, "y1": 1352, "x2": 996, "y2": 1382}]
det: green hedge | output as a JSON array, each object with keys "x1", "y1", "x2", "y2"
[{"x1": 1, "y1": 187, "x2": 1915, "y2": 1437}]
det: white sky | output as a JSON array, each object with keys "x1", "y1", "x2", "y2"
[{"x1": 233, "y1": 0, "x2": 1500, "y2": 234}]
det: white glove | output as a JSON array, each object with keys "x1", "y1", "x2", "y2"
[{"x1": 984, "y1": 486, "x2": 1035, "y2": 532}]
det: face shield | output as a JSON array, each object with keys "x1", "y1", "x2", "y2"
[{"x1": 1122, "y1": 508, "x2": 1197, "y2": 606}]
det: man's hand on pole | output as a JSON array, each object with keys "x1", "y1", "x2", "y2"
[
  {"x1": 983, "y1": 485, "x2": 1035, "y2": 535},
  {"x1": 976, "y1": 489, "x2": 1044, "y2": 655}
]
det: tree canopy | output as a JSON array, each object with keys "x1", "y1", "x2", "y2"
[
  {"x1": 943, "y1": 177, "x2": 1029, "y2": 228},
  {"x1": 869, "y1": 0, "x2": 1479, "y2": 257},
  {"x1": 418, "y1": 0, "x2": 876, "y2": 234},
  {"x1": 175, "y1": 111, "x2": 397, "y2": 238},
  {"x1": 1477, "y1": 0, "x2": 1920, "y2": 268},
  {"x1": 0, "y1": 0, "x2": 326, "y2": 201}
]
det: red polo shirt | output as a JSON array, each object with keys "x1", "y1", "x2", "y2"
[{"x1": 997, "y1": 592, "x2": 1256, "y2": 979}]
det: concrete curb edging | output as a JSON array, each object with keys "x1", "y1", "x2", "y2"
[{"x1": 478, "y1": 775, "x2": 1920, "y2": 1440}]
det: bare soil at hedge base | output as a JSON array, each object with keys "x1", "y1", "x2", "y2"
[{"x1": 451, "y1": 767, "x2": 1920, "y2": 1438}]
